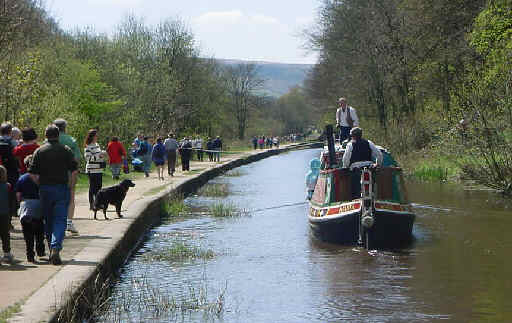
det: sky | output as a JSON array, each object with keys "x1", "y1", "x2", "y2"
[{"x1": 46, "y1": 0, "x2": 321, "y2": 65}]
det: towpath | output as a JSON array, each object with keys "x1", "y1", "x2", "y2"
[{"x1": 0, "y1": 144, "x2": 303, "y2": 322}]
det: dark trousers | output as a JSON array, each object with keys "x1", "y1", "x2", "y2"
[
  {"x1": 0, "y1": 213, "x2": 10, "y2": 253},
  {"x1": 182, "y1": 158, "x2": 190, "y2": 171},
  {"x1": 208, "y1": 151, "x2": 213, "y2": 161},
  {"x1": 350, "y1": 169, "x2": 363, "y2": 200},
  {"x1": 197, "y1": 149, "x2": 203, "y2": 161},
  {"x1": 339, "y1": 126, "x2": 351, "y2": 142},
  {"x1": 167, "y1": 150, "x2": 177, "y2": 175},
  {"x1": 253, "y1": 142, "x2": 257, "y2": 149},
  {"x1": 21, "y1": 217, "x2": 45, "y2": 258},
  {"x1": 88, "y1": 173, "x2": 103, "y2": 209}
]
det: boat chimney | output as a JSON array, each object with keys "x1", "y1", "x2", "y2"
[{"x1": 325, "y1": 125, "x2": 336, "y2": 168}]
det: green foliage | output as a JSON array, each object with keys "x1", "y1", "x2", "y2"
[
  {"x1": 0, "y1": 302, "x2": 22, "y2": 323},
  {"x1": 208, "y1": 202, "x2": 247, "y2": 217},
  {"x1": 1, "y1": 9, "x2": 303, "y2": 161},
  {"x1": 197, "y1": 183, "x2": 229, "y2": 197},
  {"x1": 162, "y1": 195, "x2": 189, "y2": 217},
  {"x1": 471, "y1": 0, "x2": 512, "y2": 55}
]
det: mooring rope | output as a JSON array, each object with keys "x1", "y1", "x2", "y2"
[{"x1": 250, "y1": 201, "x2": 308, "y2": 213}]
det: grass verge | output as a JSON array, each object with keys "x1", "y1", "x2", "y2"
[
  {"x1": 97, "y1": 276, "x2": 225, "y2": 322},
  {"x1": 75, "y1": 167, "x2": 147, "y2": 193},
  {"x1": 209, "y1": 202, "x2": 248, "y2": 217},
  {"x1": 0, "y1": 302, "x2": 22, "y2": 323},
  {"x1": 197, "y1": 183, "x2": 229, "y2": 197},
  {"x1": 141, "y1": 241, "x2": 215, "y2": 263},
  {"x1": 161, "y1": 194, "x2": 189, "y2": 217},
  {"x1": 398, "y1": 150, "x2": 461, "y2": 181}
]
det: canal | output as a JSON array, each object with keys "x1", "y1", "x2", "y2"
[{"x1": 97, "y1": 149, "x2": 512, "y2": 322}]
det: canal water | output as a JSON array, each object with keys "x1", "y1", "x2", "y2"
[{"x1": 97, "y1": 149, "x2": 512, "y2": 323}]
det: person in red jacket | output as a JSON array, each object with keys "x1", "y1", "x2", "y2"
[
  {"x1": 13, "y1": 128, "x2": 39, "y2": 174},
  {"x1": 106, "y1": 137, "x2": 127, "y2": 180}
]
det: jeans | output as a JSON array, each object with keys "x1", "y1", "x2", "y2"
[
  {"x1": 142, "y1": 154, "x2": 152, "y2": 174},
  {"x1": 88, "y1": 173, "x2": 103, "y2": 209},
  {"x1": 110, "y1": 163, "x2": 121, "y2": 177},
  {"x1": 214, "y1": 148, "x2": 221, "y2": 162},
  {"x1": 40, "y1": 184, "x2": 70, "y2": 250}
]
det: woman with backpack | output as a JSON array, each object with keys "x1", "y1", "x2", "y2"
[{"x1": 152, "y1": 137, "x2": 166, "y2": 180}]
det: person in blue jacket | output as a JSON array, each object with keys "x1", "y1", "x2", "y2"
[{"x1": 152, "y1": 137, "x2": 166, "y2": 180}]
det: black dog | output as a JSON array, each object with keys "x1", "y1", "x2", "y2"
[{"x1": 93, "y1": 179, "x2": 135, "y2": 220}]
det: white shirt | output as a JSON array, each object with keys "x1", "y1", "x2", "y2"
[
  {"x1": 84, "y1": 143, "x2": 105, "y2": 173},
  {"x1": 336, "y1": 106, "x2": 359, "y2": 127},
  {"x1": 342, "y1": 139, "x2": 383, "y2": 168},
  {"x1": 194, "y1": 138, "x2": 203, "y2": 149}
]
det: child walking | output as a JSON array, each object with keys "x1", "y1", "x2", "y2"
[
  {"x1": 16, "y1": 155, "x2": 45, "y2": 263},
  {"x1": 152, "y1": 137, "x2": 166, "y2": 180},
  {"x1": 0, "y1": 165, "x2": 14, "y2": 264}
]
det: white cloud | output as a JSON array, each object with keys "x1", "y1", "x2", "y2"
[
  {"x1": 86, "y1": 0, "x2": 143, "y2": 5},
  {"x1": 194, "y1": 11, "x2": 282, "y2": 29},
  {"x1": 194, "y1": 10, "x2": 244, "y2": 26},
  {"x1": 190, "y1": 10, "x2": 318, "y2": 64},
  {"x1": 250, "y1": 14, "x2": 279, "y2": 25}
]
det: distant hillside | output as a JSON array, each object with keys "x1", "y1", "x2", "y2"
[{"x1": 217, "y1": 59, "x2": 313, "y2": 97}]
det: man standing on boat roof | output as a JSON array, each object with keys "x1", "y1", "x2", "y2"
[
  {"x1": 336, "y1": 97, "x2": 359, "y2": 142},
  {"x1": 342, "y1": 127, "x2": 382, "y2": 168}
]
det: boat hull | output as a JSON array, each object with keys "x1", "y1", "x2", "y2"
[
  {"x1": 309, "y1": 207, "x2": 415, "y2": 248},
  {"x1": 309, "y1": 211, "x2": 359, "y2": 244},
  {"x1": 365, "y1": 211, "x2": 415, "y2": 248}
]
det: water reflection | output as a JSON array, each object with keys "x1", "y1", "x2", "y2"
[{"x1": 98, "y1": 149, "x2": 512, "y2": 323}]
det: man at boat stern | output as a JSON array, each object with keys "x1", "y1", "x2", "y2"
[
  {"x1": 342, "y1": 127, "x2": 382, "y2": 168},
  {"x1": 336, "y1": 97, "x2": 359, "y2": 142}
]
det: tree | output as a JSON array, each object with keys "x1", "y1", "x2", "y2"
[{"x1": 224, "y1": 63, "x2": 264, "y2": 139}]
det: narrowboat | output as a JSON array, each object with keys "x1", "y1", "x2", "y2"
[{"x1": 307, "y1": 125, "x2": 415, "y2": 249}]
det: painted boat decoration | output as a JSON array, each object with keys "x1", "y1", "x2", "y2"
[{"x1": 307, "y1": 126, "x2": 415, "y2": 249}]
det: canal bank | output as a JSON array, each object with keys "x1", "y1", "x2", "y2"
[{"x1": 2, "y1": 141, "x2": 321, "y2": 323}]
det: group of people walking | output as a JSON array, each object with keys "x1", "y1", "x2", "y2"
[
  {"x1": 132, "y1": 133, "x2": 224, "y2": 180},
  {"x1": 0, "y1": 117, "x2": 225, "y2": 266},
  {"x1": 251, "y1": 136, "x2": 280, "y2": 150},
  {"x1": 1, "y1": 120, "x2": 82, "y2": 265}
]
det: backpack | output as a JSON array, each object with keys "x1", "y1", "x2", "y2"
[
  {"x1": 153, "y1": 144, "x2": 165, "y2": 159},
  {"x1": 0, "y1": 137, "x2": 17, "y2": 172},
  {"x1": 137, "y1": 142, "x2": 148, "y2": 156}
]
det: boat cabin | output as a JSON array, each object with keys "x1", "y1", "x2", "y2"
[{"x1": 311, "y1": 144, "x2": 410, "y2": 208}]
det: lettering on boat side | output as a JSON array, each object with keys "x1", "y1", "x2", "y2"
[{"x1": 310, "y1": 203, "x2": 361, "y2": 217}]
